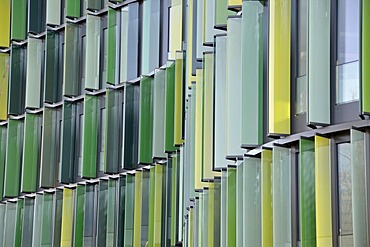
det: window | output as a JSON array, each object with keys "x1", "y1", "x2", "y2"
[{"x1": 336, "y1": 0, "x2": 360, "y2": 104}]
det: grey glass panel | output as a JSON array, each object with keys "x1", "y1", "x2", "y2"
[
  {"x1": 32, "y1": 194, "x2": 43, "y2": 247},
  {"x1": 84, "y1": 185, "x2": 97, "y2": 246},
  {"x1": 85, "y1": 15, "x2": 101, "y2": 90},
  {"x1": 46, "y1": 0, "x2": 61, "y2": 26},
  {"x1": 337, "y1": 61, "x2": 360, "y2": 104},
  {"x1": 0, "y1": 126, "x2": 7, "y2": 200},
  {"x1": 117, "y1": 176, "x2": 126, "y2": 246},
  {"x1": 54, "y1": 190, "x2": 63, "y2": 247},
  {"x1": 0, "y1": 204, "x2": 5, "y2": 246},
  {"x1": 97, "y1": 181, "x2": 108, "y2": 246},
  {"x1": 28, "y1": 0, "x2": 46, "y2": 34},
  {"x1": 203, "y1": 0, "x2": 222, "y2": 45},
  {"x1": 126, "y1": 3, "x2": 139, "y2": 81},
  {"x1": 196, "y1": 0, "x2": 211, "y2": 60},
  {"x1": 298, "y1": 0, "x2": 308, "y2": 77},
  {"x1": 152, "y1": 69, "x2": 166, "y2": 159},
  {"x1": 120, "y1": 7, "x2": 129, "y2": 82},
  {"x1": 338, "y1": 143, "x2": 353, "y2": 242},
  {"x1": 4, "y1": 202, "x2": 16, "y2": 247},
  {"x1": 296, "y1": 75, "x2": 307, "y2": 114},
  {"x1": 21, "y1": 198, "x2": 34, "y2": 247},
  {"x1": 64, "y1": 23, "x2": 80, "y2": 96}
]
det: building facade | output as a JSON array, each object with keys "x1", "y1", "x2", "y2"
[{"x1": 0, "y1": 0, "x2": 368, "y2": 246}]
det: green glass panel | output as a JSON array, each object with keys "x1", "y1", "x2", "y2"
[
  {"x1": 41, "y1": 193, "x2": 54, "y2": 246},
  {"x1": 139, "y1": 76, "x2": 154, "y2": 164},
  {"x1": 215, "y1": 0, "x2": 232, "y2": 28},
  {"x1": 214, "y1": 35, "x2": 227, "y2": 170},
  {"x1": 170, "y1": 155, "x2": 179, "y2": 245},
  {"x1": 85, "y1": 15, "x2": 101, "y2": 90},
  {"x1": 46, "y1": 0, "x2": 61, "y2": 26},
  {"x1": 14, "y1": 199, "x2": 24, "y2": 247},
  {"x1": 28, "y1": 0, "x2": 46, "y2": 34},
  {"x1": 241, "y1": 1, "x2": 264, "y2": 146},
  {"x1": 0, "y1": 126, "x2": 7, "y2": 200},
  {"x1": 165, "y1": 61, "x2": 176, "y2": 152},
  {"x1": 0, "y1": 204, "x2": 4, "y2": 245},
  {"x1": 73, "y1": 186, "x2": 85, "y2": 247},
  {"x1": 351, "y1": 129, "x2": 368, "y2": 246},
  {"x1": 25, "y1": 38, "x2": 43, "y2": 109},
  {"x1": 54, "y1": 190, "x2": 64, "y2": 247},
  {"x1": 4, "y1": 202, "x2": 16, "y2": 246},
  {"x1": 44, "y1": 31, "x2": 63, "y2": 103},
  {"x1": 40, "y1": 108, "x2": 60, "y2": 188},
  {"x1": 61, "y1": 102, "x2": 77, "y2": 184},
  {"x1": 308, "y1": 0, "x2": 330, "y2": 124},
  {"x1": 226, "y1": 17, "x2": 243, "y2": 157},
  {"x1": 106, "y1": 179, "x2": 118, "y2": 246},
  {"x1": 141, "y1": 170, "x2": 150, "y2": 246},
  {"x1": 117, "y1": 176, "x2": 126, "y2": 246},
  {"x1": 11, "y1": 0, "x2": 27, "y2": 41},
  {"x1": 243, "y1": 157, "x2": 261, "y2": 246},
  {"x1": 273, "y1": 146, "x2": 292, "y2": 246},
  {"x1": 299, "y1": 138, "x2": 317, "y2": 247},
  {"x1": 21, "y1": 198, "x2": 35, "y2": 247},
  {"x1": 362, "y1": 0, "x2": 370, "y2": 113},
  {"x1": 124, "y1": 175, "x2": 135, "y2": 246},
  {"x1": 64, "y1": 23, "x2": 80, "y2": 96},
  {"x1": 83, "y1": 185, "x2": 97, "y2": 246},
  {"x1": 22, "y1": 113, "x2": 41, "y2": 192},
  {"x1": 32, "y1": 194, "x2": 43, "y2": 246},
  {"x1": 97, "y1": 180, "x2": 108, "y2": 246},
  {"x1": 261, "y1": 149, "x2": 273, "y2": 246},
  {"x1": 141, "y1": 0, "x2": 160, "y2": 75},
  {"x1": 152, "y1": 69, "x2": 166, "y2": 159},
  {"x1": 66, "y1": 0, "x2": 81, "y2": 18},
  {"x1": 227, "y1": 168, "x2": 236, "y2": 247},
  {"x1": 82, "y1": 95, "x2": 99, "y2": 178},
  {"x1": 8, "y1": 44, "x2": 26, "y2": 115},
  {"x1": 104, "y1": 89, "x2": 124, "y2": 173},
  {"x1": 148, "y1": 168, "x2": 155, "y2": 246},
  {"x1": 0, "y1": 53, "x2": 9, "y2": 120},
  {"x1": 4, "y1": 119, "x2": 23, "y2": 197},
  {"x1": 124, "y1": 84, "x2": 140, "y2": 169},
  {"x1": 87, "y1": 0, "x2": 102, "y2": 11},
  {"x1": 107, "y1": 8, "x2": 116, "y2": 84}
]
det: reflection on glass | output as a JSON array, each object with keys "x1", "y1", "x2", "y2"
[
  {"x1": 337, "y1": 143, "x2": 353, "y2": 239},
  {"x1": 336, "y1": 0, "x2": 359, "y2": 104}
]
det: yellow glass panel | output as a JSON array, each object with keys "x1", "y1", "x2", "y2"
[
  {"x1": 228, "y1": 0, "x2": 242, "y2": 7},
  {"x1": 61, "y1": 188, "x2": 74, "y2": 247},
  {"x1": 154, "y1": 165, "x2": 163, "y2": 246},
  {"x1": 268, "y1": 0, "x2": 291, "y2": 135},
  {"x1": 0, "y1": 0, "x2": 10, "y2": 48},
  {"x1": 0, "y1": 53, "x2": 9, "y2": 120},
  {"x1": 261, "y1": 149, "x2": 273, "y2": 247},
  {"x1": 174, "y1": 52, "x2": 184, "y2": 145},
  {"x1": 195, "y1": 69, "x2": 203, "y2": 190},
  {"x1": 315, "y1": 135, "x2": 332, "y2": 247},
  {"x1": 169, "y1": 0, "x2": 183, "y2": 59},
  {"x1": 187, "y1": 0, "x2": 196, "y2": 88},
  {"x1": 133, "y1": 171, "x2": 142, "y2": 246}
]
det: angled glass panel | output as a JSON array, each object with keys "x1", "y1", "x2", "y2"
[
  {"x1": 66, "y1": 0, "x2": 81, "y2": 18},
  {"x1": 73, "y1": 185, "x2": 85, "y2": 246},
  {"x1": 203, "y1": 0, "x2": 222, "y2": 45},
  {"x1": 106, "y1": 179, "x2": 118, "y2": 246},
  {"x1": 107, "y1": 8, "x2": 117, "y2": 84},
  {"x1": 124, "y1": 174, "x2": 135, "y2": 246},
  {"x1": 272, "y1": 146, "x2": 292, "y2": 246},
  {"x1": 0, "y1": 53, "x2": 9, "y2": 120},
  {"x1": 228, "y1": 0, "x2": 242, "y2": 8},
  {"x1": 213, "y1": 35, "x2": 227, "y2": 170},
  {"x1": 243, "y1": 157, "x2": 261, "y2": 246},
  {"x1": 25, "y1": 38, "x2": 43, "y2": 109},
  {"x1": 85, "y1": 15, "x2": 101, "y2": 90},
  {"x1": 141, "y1": 170, "x2": 150, "y2": 245},
  {"x1": 22, "y1": 113, "x2": 41, "y2": 193},
  {"x1": 14, "y1": 199, "x2": 24, "y2": 247},
  {"x1": 46, "y1": 0, "x2": 61, "y2": 26},
  {"x1": 40, "y1": 193, "x2": 54, "y2": 246},
  {"x1": 124, "y1": 83, "x2": 140, "y2": 169},
  {"x1": 226, "y1": 17, "x2": 243, "y2": 157},
  {"x1": 300, "y1": 138, "x2": 317, "y2": 246},
  {"x1": 82, "y1": 95, "x2": 99, "y2": 178},
  {"x1": 215, "y1": 0, "x2": 232, "y2": 28},
  {"x1": 141, "y1": 0, "x2": 160, "y2": 75},
  {"x1": 196, "y1": 0, "x2": 211, "y2": 60},
  {"x1": 0, "y1": 0, "x2": 10, "y2": 48},
  {"x1": 44, "y1": 31, "x2": 63, "y2": 103},
  {"x1": 87, "y1": 0, "x2": 102, "y2": 11},
  {"x1": 152, "y1": 69, "x2": 166, "y2": 159},
  {"x1": 308, "y1": 0, "x2": 330, "y2": 124},
  {"x1": 21, "y1": 198, "x2": 34, "y2": 247},
  {"x1": 61, "y1": 188, "x2": 74, "y2": 246},
  {"x1": 4, "y1": 119, "x2": 23, "y2": 197},
  {"x1": 54, "y1": 190, "x2": 64, "y2": 246},
  {"x1": 168, "y1": 0, "x2": 182, "y2": 59},
  {"x1": 261, "y1": 149, "x2": 273, "y2": 246},
  {"x1": 174, "y1": 54, "x2": 184, "y2": 146},
  {"x1": 351, "y1": 129, "x2": 368, "y2": 246},
  {"x1": 11, "y1": 0, "x2": 27, "y2": 41},
  {"x1": 105, "y1": 89, "x2": 124, "y2": 173},
  {"x1": 40, "y1": 108, "x2": 61, "y2": 188},
  {"x1": 242, "y1": 1, "x2": 264, "y2": 146},
  {"x1": 133, "y1": 171, "x2": 143, "y2": 246},
  {"x1": 227, "y1": 167, "x2": 236, "y2": 246},
  {"x1": 0, "y1": 126, "x2": 6, "y2": 200},
  {"x1": 4, "y1": 202, "x2": 16, "y2": 246},
  {"x1": 0, "y1": 204, "x2": 4, "y2": 245},
  {"x1": 268, "y1": 0, "x2": 291, "y2": 135},
  {"x1": 28, "y1": 0, "x2": 46, "y2": 34},
  {"x1": 220, "y1": 170, "x2": 227, "y2": 246},
  {"x1": 32, "y1": 194, "x2": 42, "y2": 246},
  {"x1": 165, "y1": 61, "x2": 176, "y2": 152},
  {"x1": 120, "y1": 6, "x2": 129, "y2": 82},
  {"x1": 194, "y1": 69, "x2": 204, "y2": 190},
  {"x1": 84, "y1": 184, "x2": 97, "y2": 246},
  {"x1": 97, "y1": 180, "x2": 108, "y2": 246},
  {"x1": 362, "y1": 0, "x2": 370, "y2": 113},
  {"x1": 139, "y1": 77, "x2": 154, "y2": 164},
  {"x1": 117, "y1": 176, "x2": 126, "y2": 246},
  {"x1": 315, "y1": 135, "x2": 332, "y2": 247},
  {"x1": 60, "y1": 102, "x2": 77, "y2": 184},
  {"x1": 153, "y1": 165, "x2": 164, "y2": 246},
  {"x1": 8, "y1": 44, "x2": 26, "y2": 115},
  {"x1": 64, "y1": 23, "x2": 80, "y2": 96}
]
